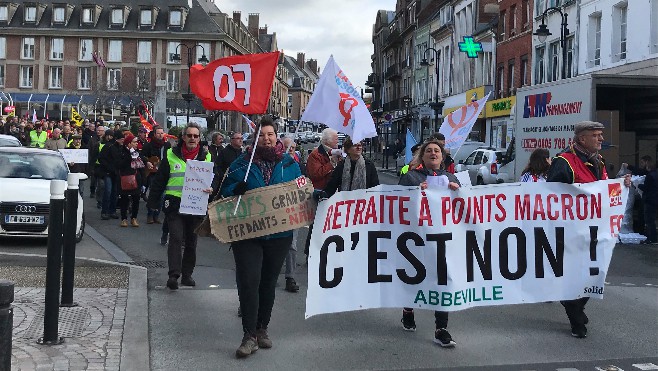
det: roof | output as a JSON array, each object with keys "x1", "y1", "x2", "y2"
[{"x1": 0, "y1": 0, "x2": 224, "y2": 35}]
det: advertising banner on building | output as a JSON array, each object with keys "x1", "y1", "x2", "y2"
[{"x1": 306, "y1": 181, "x2": 626, "y2": 318}]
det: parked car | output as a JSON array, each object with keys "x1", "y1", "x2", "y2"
[
  {"x1": 494, "y1": 138, "x2": 517, "y2": 184},
  {"x1": 450, "y1": 141, "x2": 486, "y2": 165},
  {"x1": 0, "y1": 147, "x2": 86, "y2": 242},
  {"x1": 337, "y1": 133, "x2": 346, "y2": 147},
  {"x1": 455, "y1": 147, "x2": 506, "y2": 185},
  {"x1": 0, "y1": 134, "x2": 22, "y2": 147}
]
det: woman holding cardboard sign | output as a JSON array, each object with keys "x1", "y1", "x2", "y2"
[
  {"x1": 220, "y1": 115, "x2": 302, "y2": 359},
  {"x1": 398, "y1": 139, "x2": 461, "y2": 348}
]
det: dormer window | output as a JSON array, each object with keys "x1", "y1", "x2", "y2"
[
  {"x1": 140, "y1": 9, "x2": 152, "y2": 25},
  {"x1": 25, "y1": 5, "x2": 36, "y2": 22},
  {"x1": 0, "y1": 5, "x2": 8, "y2": 22},
  {"x1": 82, "y1": 7, "x2": 93, "y2": 24},
  {"x1": 111, "y1": 8, "x2": 123, "y2": 24},
  {"x1": 53, "y1": 6, "x2": 65, "y2": 23},
  {"x1": 170, "y1": 10, "x2": 181, "y2": 26}
]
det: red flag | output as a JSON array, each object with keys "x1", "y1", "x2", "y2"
[{"x1": 189, "y1": 52, "x2": 279, "y2": 114}]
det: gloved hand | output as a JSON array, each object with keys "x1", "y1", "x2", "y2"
[
  {"x1": 312, "y1": 189, "x2": 327, "y2": 202},
  {"x1": 233, "y1": 181, "x2": 248, "y2": 196}
]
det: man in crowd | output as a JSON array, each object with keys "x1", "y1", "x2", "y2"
[
  {"x1": 44, "y1": 128, "x2": 67, "y2": 150},
  {"x1": 147, "y1": 123, "x2": 214, "y2": 290},
  {"x1": 208, "y1": 132, "x2": 225, "y2": 166},
  {"x1": 88, "y1": 125, "x2": 106, "y2": 199},
  {"x1": 98, "y1": 130, "x2": 123, "y2": 220},
  {"x1": 636, "y1": 156, "x2": 657, "y2": 244},
  {"x1": 137, "y1": 126, "x2": 149, "y2": 152},
  {"x1": 29, "y1": 123, "x2": 48, "y2": 148},
  {"x1": 547, "y1": 120, "x2": 631, "y2": 338},
  {"x1": 82, "y1": 122, "x2": 96, "y2": 147},
  {"x1": 217, "y1": 131, "x2": 244, "y2": 182},
  {"x1": 61, "y1": 123, "x2": 73, "y2": 144},
  {"x1": 142, "y1": 126, "x2": 171, "y2": 228}
]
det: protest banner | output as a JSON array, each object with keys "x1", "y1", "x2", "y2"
[
  {"x1": 59, "y1": 149, "x2": 88, "y2": 164},
  {"x1": 208, "y1": 177, "x2": 315, "y2": 243},
  {"x1": 306, "y1": 180, "x2": 627, "y2": 318},
  {"x1": 179, "y1": 160, "x2": 215, "y2": 216}
]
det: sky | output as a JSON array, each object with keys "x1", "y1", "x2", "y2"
[{"x1": 214, "y1": 0, "x2": 397, "y2": 90}]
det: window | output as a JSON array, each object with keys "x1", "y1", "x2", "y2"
[
  {"x1": 22, "y1": 37, "x2": 35, "y2": 59},
  {"x1": 111, "y1": 8, "x2": 123, "y2": 24},
  {"x1": 497, "y1": 65, "x2": 504, "y2": 97},
  {"x1": 588, "y1": 14, "x2": 602, "y2": 66},
  {"x1": 51, "y1": 38, "x2": 63, "y2": 60},
  {"x1": 616, "y1": 4, "x2": 627, "y2": 60},
  {"x1": 78, "y1": 67, "x2": 91, "y2": 89},
  {"x1": 522, "y1": 0, "x2": 529, "y2": 26},
  {"x1": 566, "y1": 37, "x2": 574, "y2": 78},
  {"x1": 548, "y1": 41, "x2": 559, "y2": 82},
  {"x1": 140, "y1": 9, "x2": 152, "y2": 25},
  {"x1": 82, "y1": 8, "x2": 93, "y2": 23},
  {"x1": 137, "y1": 69, "x2": 150, "y2": 91},
  {"x1": 535, "y1": 46, "x2": 545, "y2": 84},
  {"x1": 108, "y1": 40, "x2": 122, "y2": 62},
  {"x1": 0, "y1": 37, "x2": 5, "y2": 59},
  {"x1": 107, "y1": 68, "x2": 121, "y2": 90},
  {"x1": 49, "y1": 66, "x2": 62, "y2": 88},
  {"x1": 79, "y1": 39, "x2": 93, "y2": 61},
  {"x1": 0, "y1": 65, "x2": 4, "y2": 87},
  {"x1": 500, "y1": 11, "x2": 506, "y2": 39},
  {"x1": 0, "y1": 5, "x2": 7, "y2": 21},
  {"x1": 137, "y1": 41, "x2": 151, "y2": 63},
  {"x1": 520, "y1": 55, "x2": 529, "y2": 86},
  {"x1": 167, "y1": 41, "x2": 180, "y2": 64},
  {"x1": 508, "y1": 60, "x2": 515, "y2": 94},
  {"x1": 166, "y1": 70, "x2": 179, "y2": 92},
  {"x1": 196, "y1": 42, "x2": 210, "y2": 62},
  {"x1": 20, "y1": 65, "x2": 33, "y2": 88},
  {"x1": 510, "y1": 5, "x2": 517, "y2": 35},
  {"x1": 25, "y1": 6, "x2": 36, "y2": 22},
  {"x1": 53, "y1": 7, "x2": 65, "y2": 23},
  {"x1": 170, "y1": 10, "x2": 182, "y2": 26}
]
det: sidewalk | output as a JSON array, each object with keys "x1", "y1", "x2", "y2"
[{"x1": 2, "y1": 234, "x2": 148, "y2": 370}]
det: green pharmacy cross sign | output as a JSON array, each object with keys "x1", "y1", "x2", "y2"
[{"x1": 458, "y1": 36, "x2": 483, "y2": 58}]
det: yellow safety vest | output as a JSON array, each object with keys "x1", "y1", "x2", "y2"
[
  {"x1": 164, "y1": 148, "x2": 212, "y2": 198},
  {"x1": 29, "y1": 131, "x2": 48, "y2": 148},
  {"x1": 95, "y1": 143, "x2": 105, "y2": 165}
]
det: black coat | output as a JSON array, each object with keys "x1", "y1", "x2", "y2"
[
  {"x1": 97, "y1": 140, "x2": 121, "y2": 177},
  {"x1": 116, "y1": 146, "x2": 147, "y2": 195},
  {"x1": 324, "y1": 157, "x2": 379, "y2": 197}
]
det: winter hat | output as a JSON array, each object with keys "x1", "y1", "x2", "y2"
[{"x1": 123, "y1": 133, "x2": 135, "y2": 146}]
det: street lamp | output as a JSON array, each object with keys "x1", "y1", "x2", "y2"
[
  {"x1": 420, "y1": 48, "x2": 445, "y2": 141},
  {"x1": 171, "y1": 43, "x2": 210, "y2": 124},
  {"x1": 534, "y1": 7, "x2": 569, "y2": 79}
]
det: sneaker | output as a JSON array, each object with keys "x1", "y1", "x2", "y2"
[
  {"x1": 146, "y1": 216, "x2": 154, "y2": 224},
  {"x1": 109, "y1": 213, "x2": 119, "y2": 219},
  {"x1": 166, "y1": 277, "x2": 179, "y2": 290},
  {"x1": 160, "y1": 233, "x2": 168, "y2": 246},
  {"x1": 181, "y1": 276, "x2": 196, "y2": 287},
  {"x1": 401, "y1": 309, "x2": 416, "y2": 332},
  {"x1": 235, "y1": 334, "x2": 259, "y2": 358},
  {"x1": 131, "y1": 218, "x2": 139, "y2": 227},
  {"x1": 101, "y1": 214, "x2": 110, "y2": 220},
  {"x1": 120, "y1": 219, "x2": 128, "y2": 227},
  {"x1": 434, "y1": 328, "x2": 456, "y2": 347},
  {"x1": 571, "y1": 324, "x2": 587, "y2": 338},
  {"x1": 255, "y1": 328, "x2": 273, "y2": 349},
  {"x1": 285, "y1": 277, "x2": 299, "y2": 293}
]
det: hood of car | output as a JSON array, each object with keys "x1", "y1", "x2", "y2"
[{"x1": 0, "y1": 178, "x2": 52, "y2": 204}]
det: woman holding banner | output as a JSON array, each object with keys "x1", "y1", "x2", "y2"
[
  {"x1": 220, "y1": 115, "x2": 302, "y2": 359},
  {"x1": 398, "y1": 139, "x2": 460, "y2": 348},
  {"x1": 323, "y1": 137, "x2": 379, "y2": 196}
]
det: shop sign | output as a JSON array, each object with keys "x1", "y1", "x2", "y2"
[{"x1": 486, "y1": 96, "x2": 516, "y2": 117}]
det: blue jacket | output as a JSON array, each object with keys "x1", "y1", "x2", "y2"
[{"x1": 220, "y1": 152, "x2": 302, "y2": 239}]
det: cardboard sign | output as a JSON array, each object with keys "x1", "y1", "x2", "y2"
[
  {"x1": 208, "y1": 177, "x2": 315, "y2": 243},
  {"x1": 59, "y1": 149, "x2": 88, "y2": 164},
  {"x1": 179, "y1": 160, "x2": 215, "y2": 215}
]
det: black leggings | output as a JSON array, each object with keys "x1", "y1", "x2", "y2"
[
  {"x1": 119, "y1": 193, "x2": 140, "y2": 219},
  {"x1": 403, "y1": 307, "x2": 449, "y2": 329},
  {"x1": 232, "y1": 236, "x2": 292, "y2": 336}
]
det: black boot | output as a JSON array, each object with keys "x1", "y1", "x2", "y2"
[{"x1": 285, "y1": 277, "x2": 299, "y2": 293}]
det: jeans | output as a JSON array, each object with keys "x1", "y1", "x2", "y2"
[
  {"x1": 232, "y1": 236, "x2": 292, "y2": 336},
  {"x1": 95, "y1": 177, "x2": 105, "y2": 208},
  {"x1": 285, "y1": 229, "x2": 299, "y2": 279},
  {"x1": 644, "y1": 202, "x2": 657, "y2": 242},
  {"x1": 101, "y1": 175, "x2": 117, "y2": 215},
  {"x1": 166, "y1": 211, "x2": 203, "y2": 278},
  {"x1": 148, "y1": 190, "x2": 163, "y2": 220},
  {"x1": 119, "y1": 193, "x2": 140, "y2": 219}
]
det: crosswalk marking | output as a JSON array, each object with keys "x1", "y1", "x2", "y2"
[{"x1": 633, "y1": 363, "x2": 658, "y2": 370}]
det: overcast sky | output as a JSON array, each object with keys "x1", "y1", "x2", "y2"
[{"x1": 214, "y1": 0, "x2": 397, "y2": 90}]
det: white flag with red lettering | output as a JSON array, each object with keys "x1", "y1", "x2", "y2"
[
  {"x1": 439, "y1": 92, "x2": 491, "y2": 150},
  {"x1": 301, "y1": 56, "x2": 376, "y2": 143}
]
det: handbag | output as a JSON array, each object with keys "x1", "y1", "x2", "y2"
[{"x1": 120, "y1": 174, "x2": 138, "y2": 191}]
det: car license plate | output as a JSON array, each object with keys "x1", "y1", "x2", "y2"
[{"x1": 4, "y1": 215, "x2": 45, "y2": 224}]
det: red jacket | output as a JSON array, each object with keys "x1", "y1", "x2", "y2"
[{"x1": 306, "y1": 144, "x2": 334, "y2": 190}]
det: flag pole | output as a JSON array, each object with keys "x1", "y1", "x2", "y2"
[{"x1": 233, "y1": 123, "x2": 262, "y2": 215}]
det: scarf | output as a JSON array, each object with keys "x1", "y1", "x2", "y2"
[
  {"x1": 341, "y1": 156, "x2": 367, "y2": 191},
  {"x1": 130, "y1": 148, "x2": 145, "y2": 169},
  {"x1": 572, "y1": 142, "x2": 602, "y2": 179},
  {"x1": 245, "y1": 140, "x2": 284, "y2": 185},
  {"x1": 181, "y1": 144, "x2": 200, "y2": 161}
]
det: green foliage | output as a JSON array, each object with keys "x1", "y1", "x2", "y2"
[{"x1": 168, "y1": 126, "x2": 183, "y2": 139}]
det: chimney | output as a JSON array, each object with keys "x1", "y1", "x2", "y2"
[
  {"x1": 248, "y1": 13, "x2": 259, "y2": 38},
  {"x1": 259, "y1": 25, "x2": 268, "y2": 35},
  {"x1": 307, "y1": 59, "x2": 318, "y2": 74},
  {"x1": 296, "y1": 52, "x2": 305, "y2": 69},
  {"x1": 232, "y1": 11, "x2": 241, "y2": 23}
]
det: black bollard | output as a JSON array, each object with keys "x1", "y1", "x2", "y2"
[
  {"x1": 38, "y1": 180, "x2": 66, "y2": 345},
  {"x1": 61, "y1": 174, "x2": 80, "y2": 307},
  {"x1": 0, "y1": 280, "x2": 14, "y2": 371}
]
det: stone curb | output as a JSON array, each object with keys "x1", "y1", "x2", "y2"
[{"x1": 0, "y1": 252, "x2": 149, "y2": 370}]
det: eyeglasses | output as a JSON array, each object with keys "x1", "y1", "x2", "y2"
[{"x1": 186, "y1": 134, "x2": 200, "y2": 139}]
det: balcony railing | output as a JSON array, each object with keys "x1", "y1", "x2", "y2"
[
  {"x1": 366, "y1": 73, "x2": 380, "y2": 87},
  {"x1": 384, "y1": 64, "x2": 400, "y2": 80}
]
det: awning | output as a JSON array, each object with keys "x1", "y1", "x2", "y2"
[
  {"x1": 79, "y1": 95, "x2": 99, "y2": 104},
  {"x1": 0, "y1": 93, "x2": 83, "y2": 104}
]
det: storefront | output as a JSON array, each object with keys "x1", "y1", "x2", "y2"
[{"x1": 485, "y1": 96, "x2": 516, "y2": 149}]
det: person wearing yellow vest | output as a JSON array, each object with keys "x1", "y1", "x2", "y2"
[
  {"x1": 147, "y1": 123, "x2": 214, "y2": 291},
  {"x1": 547, "y1": 120, "x2": 632, "y2": 339},
  {"x1": 29, "y1": 124, "x2": 48, "y2": 148},
  {"x1": 88, "y1": 125, "x2": 106, "y2": 202}
]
